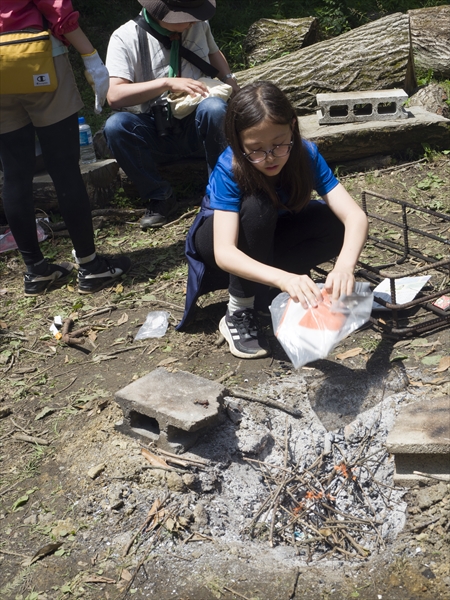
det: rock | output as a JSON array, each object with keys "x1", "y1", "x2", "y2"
[
  {"x1": 236, "y1": 431, "x2": 271, "y2": 455},
  {"x1": 165, "y1": 471, "x2": 185, "y2": 492},
  {"x1": 87, "y1": 463, "x2": 106, "y2": 479},
  {"x1": 416, "y1": 482, "x2": 448, "y2": 510},
  {"x1": 182, "y1": 473, "x2": 197, "y2": 488},
  {"x1": 23, "y1": 514, "x2": 38, "y2": 525},
  {"x1": 193, "y1": 503, "x2": 208, "y2": 528}
]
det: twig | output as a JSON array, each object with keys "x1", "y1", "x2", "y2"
[
  {"x1": 20, "y1": 347, "x2": 53, "y2": 358},
  {"x1": 413, "y1": 471, "x2": 450, "y2": 482},
  {"x1": 214, "y1": 369, "x2": 236, "y2": 384},
  {"x1": 82, "y1": 305, "x2": 117, "y2": 319},
  {"x1": 162, "y1": 208, "x2": 198, "y2": 228},
  {"x1": 55, "y1": 376, "x2": 78, "y2": 395},
  {"x1": 0, "y1": 478, "x2": 22, "y2": 497},
  {"x1": 12, "y1": 433, "x2": 50, "y2": 446},
  {"x1": 10, "y1": 419, "x2": 31, "y2": 434},
  {"x1": 226, "y1": 387, "x2": 302, "y2": 418},
  {"x1": 222, "y1": 586, "x2": 251, "y2": 600},
  {"x1": 0, "y1": 548, "x2": 30, "y2": 558}
]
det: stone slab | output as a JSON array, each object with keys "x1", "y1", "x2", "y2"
[
  {"x1": 386, "y1": 396, "x2": 450, "y2": 454},
  {"x1": 386, "y1": 395, "x2": 450, "y2": 486},
  {"x1": 316, "y1": 89, "x2": 408, "y2": 124},
  {"x1": 114, "y1": 368, "x2": 226, "y2": 452},
  {"x1": 298, "y1": 106, "x2": 450, "y2": 163}
]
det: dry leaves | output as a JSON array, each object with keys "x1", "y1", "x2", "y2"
[
  {"x1": 336, "y1": 347, "x2": 363, "y2": 361},
  {"x1": 435, "y1": 356, "x2": 450, "y2": 373},
  {"x1": 117, "y1": 313, "x2": 129, "y2": 326}
]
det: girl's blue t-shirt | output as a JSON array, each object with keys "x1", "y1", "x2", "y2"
[{"x1": 207, "y1": 140, "x2": 339, "y2": 212}]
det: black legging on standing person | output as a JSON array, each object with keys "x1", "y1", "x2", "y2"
[
  {"x1": 0, "y1": 113, "x2": 95, "y2": 266},
  {"x1": 194, "y1": 192, "x2": 346, "y2": 299}
]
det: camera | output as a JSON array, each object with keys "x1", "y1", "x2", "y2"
[{"x1": 151, "y1": 102, "x2": 181, "y2": 138}]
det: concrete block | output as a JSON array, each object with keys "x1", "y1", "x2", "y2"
[
  {"x1": 386, "y1": 396, "x2": 450, "y2": 486},
  {"x1": 114, "y1": 368, "x2": 226, "y2": 453},
  {"x1": 316, "y1": 89, "x2": 408, "y2": 125}
]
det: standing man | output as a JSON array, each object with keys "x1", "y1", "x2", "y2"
[{"x1": 104, "y1": 0, "x2": 239, "y2": 229}]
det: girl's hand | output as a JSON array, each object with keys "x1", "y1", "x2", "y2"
[
  {"x1": 324, "y1": 269, "x2": 355, "y2": 300},
  {"x1": 167, "y1": 78, "x2": 209, "y2": 97},
  {"x1": 277, "y1": 273, "x2": 323, "y2": 309}
]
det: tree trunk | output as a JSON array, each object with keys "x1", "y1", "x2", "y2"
[
  {"x1": 236, "y1": 13, "x2": 416, "y2": 115},
  {"x1": 242, "y1": 17, "x2": 319, "y2": 68},
  {"x1": 408, "y1": 5, "x2": 450, "y2": 79}
]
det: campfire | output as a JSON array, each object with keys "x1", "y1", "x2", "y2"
[{"x1": 243, "y1": 400, "x2": 407, "y2": 561}]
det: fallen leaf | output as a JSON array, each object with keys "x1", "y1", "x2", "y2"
[
  {"x1": 435, "y1": 356, "x2": 450, "y2": 372},
  {"x1": 336, "y1": 347, "x2": 363, "y2": 360},
  {"x1": 0, "y1": 319, "x2": 7, "y2": 328},
  {"x1": 0, "y1": 289, "x2": 8, "y2": 296},
  {"x1": 88, "y1": 330, "x2": 98, "y2": 343},
  {"x1": 114, "y1": 283, "x2": 124, "y2": 294},
  {"x1": 26, "y1": 542, "x2": 63, "y2": 565},
  {"x1": 409, "y1": 381, "x2": 424, "y2": 387},
  {"x1": 121, "y1": 568, "x2": 132, "y2": 582},
  {"x1": 141, "y1": 448, "x2": 171, "y2": 470},
  {"x1": 422, "y1": 355, "x2": 442, "y2": 366},
  {"x1": 117, "y1": 313, "x2": 129, "y2": 326},
  {"x1": 11, "y1": 488, "x2": 37, "y2": 512},
  {"x1": 35, "y1": 407, "x2": 55, "y2": 421},
  {"x1": 319, "y1": 528, "x2": 333, "y2": 537},
  {"x1": 390, "y1": 354, "x2": 408, "y2": 362},
  {"x1": 157, "y1": 357, "x2": 179, "y2": 367},
  {"x1": 64, "y1": 355, "x2": 69, "y2": 363}
]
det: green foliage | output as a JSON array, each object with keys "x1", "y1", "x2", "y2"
[{"x1": 315, "y1": 0, "x2": 352, "y2": 37}]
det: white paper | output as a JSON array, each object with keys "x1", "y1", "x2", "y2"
[{"x1": 372, "y1": 276, "x2": 431, "y2": 310}]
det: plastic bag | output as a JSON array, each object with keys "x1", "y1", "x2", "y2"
[
  {"x1": 134, "y1": 311, "x2": 170, "y2": 340},
  {"x1": 270, "y1": 282, "x2": 373, "y2": 369},
  {"x1": 0, "y1": 219, "x2": 47, "y2": 253},
  {"x1": 167, "y1": 77, "x2": 233, "y2": 119}
]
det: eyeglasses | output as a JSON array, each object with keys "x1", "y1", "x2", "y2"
[{"x1": 243, "y1": 138, "x2": 294, "y2": 163}]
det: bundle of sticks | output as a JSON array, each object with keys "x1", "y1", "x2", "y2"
[{"x1": 245, "y1": 426, "x2": 396, "y2": 561}]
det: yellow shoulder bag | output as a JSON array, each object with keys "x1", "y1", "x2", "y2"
[{"x1": 0, "y1": 30, "x2": 58, "y2": 95}]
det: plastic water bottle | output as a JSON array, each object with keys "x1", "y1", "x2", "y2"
[{"x1": 78, "y1": 117, "x2": 96, "y2": 164}]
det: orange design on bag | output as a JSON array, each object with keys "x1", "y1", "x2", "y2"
[{"x1": 298, "y1": 290, "x2": 346, "y2": 331}]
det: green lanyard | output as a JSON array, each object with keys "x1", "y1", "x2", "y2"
[{"x1": 143, "y1": 9, "x2": 180, "y2": 78}]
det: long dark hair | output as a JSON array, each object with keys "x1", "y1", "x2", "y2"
[{"x1": 224, "y1": 81, "x2": 314, "y2": 212}]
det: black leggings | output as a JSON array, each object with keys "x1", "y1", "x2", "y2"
[
  {"x1": 0, "y1": 113, "x2": 95, "y2": 266},
  {"x1": 194, "y1": 193, "x2": 345, "y2": 298}
]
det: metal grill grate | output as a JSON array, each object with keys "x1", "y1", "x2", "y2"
[{"x1": 356, "y1": 190, "x2": 450, "y2": 337}]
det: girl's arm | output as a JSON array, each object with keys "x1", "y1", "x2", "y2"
[
  {"x1": 213, "y1": 210, "x2": 323, "y2": 308},
  {"x1": 321, "y1": 183, "x2": 368, "y2": 299},
  {"x1": 213, "y1": 183, "x2": 368, "y2": 308}
]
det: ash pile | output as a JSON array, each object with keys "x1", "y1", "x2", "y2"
[{"x1": 188, "y1": 372, "x2": 409, "y2": 562}]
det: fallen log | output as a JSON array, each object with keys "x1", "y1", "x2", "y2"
[
  {"x1": 408, "y1": 5, "x2": 450, "y2": 79},
  {"x1": 242, "y1": 17, "x2": 319, "y2": 67},
  {"x1": 236, "y1": 12, "x2": 416, "y2": 115}
]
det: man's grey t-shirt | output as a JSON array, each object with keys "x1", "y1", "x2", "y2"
[{"x1": 106, "y1": 19, "x2": 219, "y2": 113}]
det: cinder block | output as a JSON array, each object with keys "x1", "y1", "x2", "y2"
[
  {"x1": 386, "y1": 396, "x2": 450, "y2": 486},
  {"x1": 114, "y1": 368, "x2": 226, "y2": 453},
  {"x1": 316, "y1": 89, "x2": 408, "y2": 125}
]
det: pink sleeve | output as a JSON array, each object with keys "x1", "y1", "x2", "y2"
[{"x1": 33, "y1": 0, "x2": 80, "y2": 42}]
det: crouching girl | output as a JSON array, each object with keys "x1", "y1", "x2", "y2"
[{"x1": 177, "y1": 81, "x2": 368, "y2": 359}]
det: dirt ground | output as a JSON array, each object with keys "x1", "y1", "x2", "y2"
[{"x1": 0, "y1": 153, "x2": 449, "y2": 600}]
